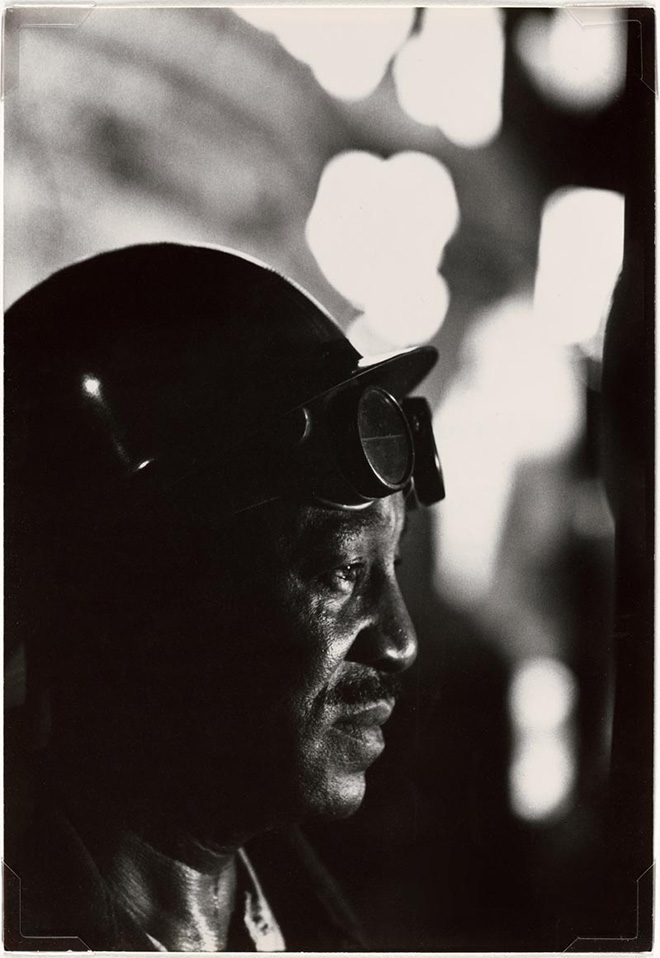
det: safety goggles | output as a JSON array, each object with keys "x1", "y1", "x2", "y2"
[{"x1": 237, "y1": 382, "x2": 445, "y2": 511}]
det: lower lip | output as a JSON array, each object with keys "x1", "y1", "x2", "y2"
[{"x1": 331, "y1": 722, "x2": 385, "y2": 763}]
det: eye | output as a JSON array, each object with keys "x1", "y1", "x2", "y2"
[{"x1": 324, "y1": 562, "x2": 365, "y2": 595}]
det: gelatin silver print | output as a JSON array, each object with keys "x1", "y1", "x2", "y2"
[{"x1": 3, "y1": 4, "x2": 654, "y2": 952}]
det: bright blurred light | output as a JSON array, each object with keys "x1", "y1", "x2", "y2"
[
  {"x1": 510, "y1": 657, "x2": 577, "y2": 732},
  {"x1": 393, "y1": 8, "x2": 504, "y2": 147},
  {"x1": 510, "y1": 734, "x2": 576, "y2": 820},
  {"x1": 516, "y1": 8, "x2": 626, "y2": 111},
  {"x1": 306, "y1": 150, "x2": 458, "y2": 347},
  {"x1": 433, "y1": 295, "x2": 582, "y2": 601},
  {"x1": 82, "y1": 375, "x2": 101, "y2": 397},
  {"x1": 354, "y1": 273, "x2": 450, "y2": 349},
  {"x1": 534, "y1": 188, "x2": 625, "y2": 346},
  {"x1": 235, "y1": 7, "x2": 414, "y2": 101},
  {"x1": 307, "y1": 151, "x2": 459, "y2": 304}
]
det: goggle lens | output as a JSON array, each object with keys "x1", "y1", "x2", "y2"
[{"x1": 357, "y1": 387, "x2": 413, "y2": 488}]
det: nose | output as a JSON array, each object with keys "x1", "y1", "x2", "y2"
[{"x1": 348, "y1": 573, "x2": 418, "y2": 673}]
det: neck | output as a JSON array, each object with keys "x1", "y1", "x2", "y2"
[
  {"x1": 54, "y1": 786, "x2": 245, "y2": 951},
  {"x1": 102, "y1": 826, "x2": 239, "y2": 952}
]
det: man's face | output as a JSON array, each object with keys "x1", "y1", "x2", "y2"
[
  {"x1": 143, "y1": 492, "x2": 417, "y2": 832},
  {"x1": 257, "y1": 492, "x2": 417, "y2": 821}
]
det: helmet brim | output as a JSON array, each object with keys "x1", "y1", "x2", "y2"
[{"x1": 351, "y1": 343, "x2": 438, "y2": 399}]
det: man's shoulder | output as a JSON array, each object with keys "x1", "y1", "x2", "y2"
[{"x1": 5, "y1": 803, "x2": 153, "y2": 952}]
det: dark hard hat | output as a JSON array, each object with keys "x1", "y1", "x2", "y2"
[{"x1": 6, "y1": 242, "x2": 437, "y2": 522}]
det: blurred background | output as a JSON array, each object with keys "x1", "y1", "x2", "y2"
[{"x1": 4, "y1": 5, "x2": 654, "y2": 951}]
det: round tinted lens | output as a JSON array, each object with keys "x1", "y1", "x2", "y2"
[{"x1": 357, "y1": 388, "x2": 413, "y2": 487}]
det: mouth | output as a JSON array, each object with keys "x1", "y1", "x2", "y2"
[
  {"x1": 331, "y1": 698, "x2": 395, "y2": 755},
  {"x1": 333, "y1": 698, "x2": 395, "y2": 731}
]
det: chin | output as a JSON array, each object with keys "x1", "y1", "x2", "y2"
[{"x1": 299, "y1": 768, "x2": 367, "y2": 821}]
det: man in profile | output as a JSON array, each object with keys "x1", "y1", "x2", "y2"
[{"x1": 5, "y1": 243, "x2": 443, "y2": 951}]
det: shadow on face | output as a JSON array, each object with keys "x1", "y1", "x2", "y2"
[{"x1": 43, "y1": 493, "x2": 416, "y2": 843}]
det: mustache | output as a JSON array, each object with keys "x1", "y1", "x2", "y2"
[{"x1": 326, "y1": 671, "x2": 403, "y2": 708}]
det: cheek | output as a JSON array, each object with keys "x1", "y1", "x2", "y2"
[{"x1": 273, "y1": 599, "x2": 353, "y2": 710}]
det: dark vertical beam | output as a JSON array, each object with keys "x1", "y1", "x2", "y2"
[{"x1": 600, "y1": 7, "x2": 655, "y2": 949}]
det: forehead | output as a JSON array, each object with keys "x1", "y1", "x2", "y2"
[{"x1": 266, "y1": 495, "x2": 407, "y2": 561}]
